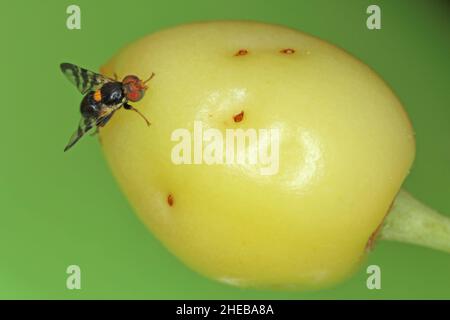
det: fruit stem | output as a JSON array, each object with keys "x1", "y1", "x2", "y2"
[{"x1": 380, "y1": 189, "x2": 450, "y2": 253}]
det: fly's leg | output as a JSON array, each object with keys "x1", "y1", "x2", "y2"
[{"x1": 123, "y1": 103, "x2": 151, "y2": 126}]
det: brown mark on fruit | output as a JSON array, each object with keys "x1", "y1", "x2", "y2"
[
  {"x1": 167, "y1": 194, "x2": 174, "y2": 207},
  {"x1": 365, "y1": 201, "x2": 394, "y2": 251},
  {"x1": 234, "y1": 49, "x2": 248, "y2": 56},
  {"x1": 280, "y1": 48, "x2": 295, "y2": 54},
  {"x1": 233, "y1": 111, "x2": 244, "y2": 123}
]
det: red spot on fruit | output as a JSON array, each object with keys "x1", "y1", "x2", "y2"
[
  {"x1": 366, "y1": 226, "x2": 381, "y2": 252},
  {"x1": 280, "y1": 48, "x2": 295, "y2": 54},
  {"x1": 234, "y1": 49, "x2": 248, "y2": 56},
  {"x1": 167, "y1": 194, "x2": 174, "y2": 207},
  {"x1": 233, "y1": 111, "x2": 244, "y2": 122},
  {"x1": 366, "y1": 201, "x2": 394, "y2": 251}
]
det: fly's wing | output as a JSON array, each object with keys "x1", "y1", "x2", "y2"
[
  {"x1": 64, "y1": 111, "x2": 117, "y2": 151},
  {"x1": 60, "y1": 63, "x2": 113, "y2": 95},
  {"x1": 64, "y1": 118, "x2": 97, "y2": 152},
  {"x1": 96, "y1": 110, "x2": 116, "y2": 127}
]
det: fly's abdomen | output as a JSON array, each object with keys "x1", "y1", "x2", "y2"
[{"x1": 80, "y1": 92, "x2": 102, "y2": 118}]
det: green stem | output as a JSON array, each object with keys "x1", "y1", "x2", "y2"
[{"x1": 380, "y1": 189, "x2": 450, "y2": 253}]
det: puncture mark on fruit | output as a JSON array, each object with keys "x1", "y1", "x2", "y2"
[
  {"x1": 280, "y1": 48, "x2": 295, "y2": 54},
  {"x1": 233, "y1": 111, "x2": 244, "y2": 123},
  {"x1": 167, "y1": 194, "x2": 174, "y2": 206},
  {"x1": 234, "y1": 49, "x2": 248, "y2": 56}
]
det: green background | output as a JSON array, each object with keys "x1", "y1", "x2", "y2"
[{"x1": 1, "y1": 0, "x2": 449, "y2": 299}]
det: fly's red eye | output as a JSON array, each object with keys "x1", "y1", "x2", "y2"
[
  {"x1": 123, "y1": 74, "x2": 147, "y2": 101},
  {"x1": 122, "y1": 75, "x2": 139, "y2": 85},
  {"x1": 127, "y1": 90, "x2": 144, "y2": 102}
]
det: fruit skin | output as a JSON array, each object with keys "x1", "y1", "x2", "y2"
[{"x1": 99, "y1": 21, "x2": 415, "y2": 290}]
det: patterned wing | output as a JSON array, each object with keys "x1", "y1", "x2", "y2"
[
  {"x1": 64, "y1": 111, "x2": 117, "y2": 152},
  {"x1": 64, "y1": 117, "x2": 97, "y2": 152},
  {"x1": 60, "y1": 63, "x2": 113, "y2": 95}
]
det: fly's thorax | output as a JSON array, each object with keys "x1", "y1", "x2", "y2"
[{"x1": 100, "y1": 82, "x2": 124, "y2": 106}]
